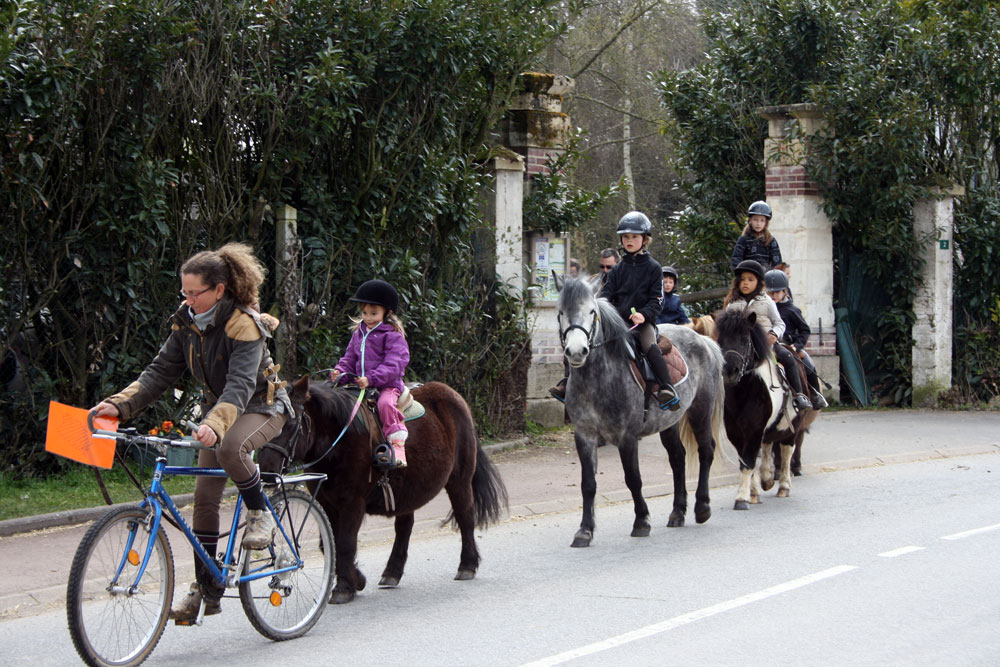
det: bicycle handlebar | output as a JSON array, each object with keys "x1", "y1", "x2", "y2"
[{"x1": 91, "y1": 429, "x2": 210, "y2": 450}]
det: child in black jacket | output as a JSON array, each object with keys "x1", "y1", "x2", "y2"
[{"x1": 764, "y1": 270, "x2": 828, "y2": 409}]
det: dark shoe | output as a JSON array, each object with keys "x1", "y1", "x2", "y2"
[
  {"x1": 793, "y1": 393, "x2": 811, "y2": 411},
  {"x1": 170, "y1": 582, "x2": 221, "y2": 624},
  {"x1": 811, "y1": 392, "x2": 829, "y2": 410},
  {"x1": 548, "y1": 378, "x2": 567, "y2": 403}
]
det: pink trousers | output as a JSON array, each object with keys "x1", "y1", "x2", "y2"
[{"x1": 377, "y1": 387, "x2": 407, "y2": 440}]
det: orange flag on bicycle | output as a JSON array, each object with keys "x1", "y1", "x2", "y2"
[{"x1": 45, "y1": 401, "x2": 118, "y2": 469}]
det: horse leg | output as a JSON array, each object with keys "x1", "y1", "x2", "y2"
[
  {"x1": 734, "y1": 462, "x2": 754, "y2": 510},
  {"x1": 660, "y1": 427, "x2": 688, "y2": 527},
  {"x1": 379, "y1": 513, "x2": 414, "y2": 588},
  {"x1": 692, "y1": 426, "x2": 716, "y2": 524},
  {"x1": 760, "y1": 442, "x2": 776, "y2": 491},
  {"x1": 791, "y1": 438, "x2": 803, "y2": 476},
  {"x1": 329, "y1": 499, "x2": 368, "y2": 605},
  {"x1": 444, "y1": 480, "x2": 480, "y2": 580},
  {"x1": 777, "y1": 443, "x2": 794, "y2": 498},
  {"x1": 572, "y1": 431, "x2": 599, "y2": 548},
  {"x1": 750, "y1": 462, "x2": 762, "y2": 504},
  {"x1": 619, "y1": 438, "x2": 651, "y2": 537}
]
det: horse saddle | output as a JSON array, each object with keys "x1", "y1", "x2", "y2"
[
  {"x1": 627, "y1": 335, "x2": 689, "y2": 391},
  {"x1": 354, "y1": 384, "x2": 426, "y2": 422}
]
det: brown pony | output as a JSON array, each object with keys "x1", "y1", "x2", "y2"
[{"x1": 258, "y1": 377, "x2": 507, "y2": 604}]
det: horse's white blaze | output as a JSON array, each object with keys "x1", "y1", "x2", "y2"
[{"x1": 562, "y1": 327, "x2": 590, "y2": 367}]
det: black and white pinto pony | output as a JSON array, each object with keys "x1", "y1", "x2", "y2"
[
  {"x1": 555, "y1": 275, "x2": 725, "y2": 547},
  {"x1": 715, "y1": 309, "x2": 817, "y2": 508}
]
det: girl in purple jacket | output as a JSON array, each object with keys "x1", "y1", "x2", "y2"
[{"x1": 329, "y1": 280, "x2": 411, "y2": 467}]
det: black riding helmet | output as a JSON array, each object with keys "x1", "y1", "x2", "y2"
[
  {"x1": 747, "y1": 200, "x2": 772, "y2": 219},
  {"x1": 764, "y1": 269, "x2": 789, "y2": 292},
  {"x1": 616, "y1": 211, "x2": 652, "y2": 236},
  {"x1": 662, "y1": 265, "x2": 679, "y2": 281},
  {"x1": 733, "y1": 259, "x2": 766, "y2": 283},
  {"x1": 349, "y1": 279, "x2": 399, "y2": 312}
]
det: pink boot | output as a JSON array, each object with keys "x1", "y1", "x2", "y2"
[{"x1": 389, "y1": 430, "x2": 407, "y2": 468}]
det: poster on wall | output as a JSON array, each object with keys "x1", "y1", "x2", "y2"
[{"x1": 532, "y1": 236, "x2": 567, "y2": 301}]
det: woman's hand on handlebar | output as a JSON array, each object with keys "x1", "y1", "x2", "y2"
[
  {"x1": 91, "y1": 402, "x2": 120, "y2": 419},
  {"x1": 195, "y1": 424, "x2": 218, "y2": 448}
]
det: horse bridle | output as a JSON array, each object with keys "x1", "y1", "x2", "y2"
[
  {"x1": 558, "y1": 309, "x2": 599, "y2": 349},
  {"x1": 259, "y1": 409, "x2": 313, "y2": 472},
  {"x1": 723, "y1": 336, "x2": 757, "y2": 380}
]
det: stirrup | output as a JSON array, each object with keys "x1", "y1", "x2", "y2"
[{"x1": 373, "y1": 442, "x2": 397, "y2": 470}]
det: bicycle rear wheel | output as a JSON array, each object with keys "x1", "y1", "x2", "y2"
[
  {"x1": 239, "y1": 489, "x2": 334, "y2": 640},
  {"x1": 67, "y1": 505, "x2": 174, "y2": 667}
]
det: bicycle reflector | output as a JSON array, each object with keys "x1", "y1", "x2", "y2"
[
  {"x1": 45, "y1": 401, "x2": 118, "y2": 469},
  {"x1": 269, "y1": 591, "x2": 283, "y2": 607}
]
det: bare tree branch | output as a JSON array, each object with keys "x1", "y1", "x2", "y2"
[{"x1": 570, "y1": 0, "x2": 663, "y2": 80}]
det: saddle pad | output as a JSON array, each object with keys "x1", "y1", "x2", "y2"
[
  {"x1": 402, "y1": 399, "x2": 425, "y2": 422},
  {"x1": 657, "y1": 336, "x2": 689, "y2": 385}
]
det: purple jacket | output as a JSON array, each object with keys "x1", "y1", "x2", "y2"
[{"x1": 334, "y1": 322, "x2": 409, "y2": 392}]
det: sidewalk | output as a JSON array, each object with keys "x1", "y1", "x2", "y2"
[{"x1": 2, "y1": 409, "x2": 998, "y2": 621}]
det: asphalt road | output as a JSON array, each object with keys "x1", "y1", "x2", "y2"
[{"x1": 1, "y1": 409, "x2": 998, "y2": 665}]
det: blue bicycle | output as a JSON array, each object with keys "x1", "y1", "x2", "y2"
[{"x1": 66, "y1": 426, "x2": 334, "y2": 667}]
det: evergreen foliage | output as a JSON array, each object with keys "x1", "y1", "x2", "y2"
[{"x1": 1, "y1": 0, "x2": 563, "y2": 474}]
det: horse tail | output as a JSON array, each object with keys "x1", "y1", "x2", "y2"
[
  {"x1": 469, "y1": 440, "x2": 509, "y2": 528},
  {"x1": 678, "y1": 340, "x2": 733, "y2": 469}
]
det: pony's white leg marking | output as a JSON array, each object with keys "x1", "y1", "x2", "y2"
[
  {"x1": 735, "y1": 467, "x2": 753, "y2": 503},
  {"x1": 750, "y1": 464, "x2": 762, "y2": 503},
  {"x1": 777, "y1": 443, "x2": 794, "y2": 497},
  {"x1": 759, "y1": 442, "x2": 775, "y2": 488}
]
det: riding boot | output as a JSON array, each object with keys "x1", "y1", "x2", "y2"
[
  {"x1": 646, "y1": 344, "x2": 679, "y2": 411},
  {"x1": 805, "y1": 367, "x2": 828, "y2": 409},
  {"x1": 777, "y1": 347, "x2": 811, "y2": 411},
  {"x1": 548, "y1": 377, "x2": 567, "y2": 402}
]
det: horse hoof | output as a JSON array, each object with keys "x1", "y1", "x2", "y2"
[
  {"x1": 571, "y1": 530, "x2": 593, "y2": 548},
  {"x1": 631, "y1": 525, "x2": 650, "y2": 538},
  {"x1": 734, "y1": 500, "x2": 749, "y2": 511},
  {"x1": 329, "y1": 589, "x2": 355, "y2": 605},
  {"x1": 454, "y1": 569, "x2": 476, "y2": 581},
  {"x1": 749, "y1": 496, "x2": 761, "y2": 505},
  {"x1": 777, "y1": 488, "x2": 789, "y2": 498},
  {"x1": 792, "y1": 469, "x2": 802, "y2": 477},
  {"x1": 378, "y1": 576, "x2": 399, "y2": 588},
  {"x1": 356, "y1": 572, "x2": 367, "y2": 592},
  {"x1": 667, "y1": 513, "x2": 685, "y2": 528},
  {"x1": 695, "y1": 508, "x2": 711, "y2": 524},
  {"x1": 761, "y1": 479, "x2": 774, "y2": 491}
]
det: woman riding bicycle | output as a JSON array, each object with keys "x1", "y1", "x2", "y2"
[{"x1": 91, "y1": 242, "x2": 290, "y2": 623}]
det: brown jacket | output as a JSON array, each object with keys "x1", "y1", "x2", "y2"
[{"x1": 105, "y1": 295, "x2": 290, "y2": 441}]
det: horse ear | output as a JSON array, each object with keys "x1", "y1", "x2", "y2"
[
  {"x1": 747, "y1": 311, "x2": 757, "y2": 325},
  {"x1": 552, "y1": 269, "x2": 564, "y2": 292},
  {"x1": 587, "y1": 272, "x2": 602, "y2": 294},
  {"x1": 289, "y1": 374, "x2": 310, "y2": 401}
]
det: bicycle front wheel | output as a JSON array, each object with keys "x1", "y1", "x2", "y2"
[
  {"x1": 239, "y1": 489, "x2": 334, "y2": 640},
  {"x1": 67, "y1": 505, "x2": 174, "y2": 667}
]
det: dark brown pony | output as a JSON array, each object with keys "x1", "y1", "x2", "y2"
[{"x1": 258, "y1": 377, "x2": 507, "y2": 604}]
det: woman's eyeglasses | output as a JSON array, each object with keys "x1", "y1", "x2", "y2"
[{"x1": 180, "y1": 287, "x2": 212, "y2": 299}]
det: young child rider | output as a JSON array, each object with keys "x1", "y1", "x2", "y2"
[
  {"x1": 731, "y1": 200, "x2": 782, "y2": 271},
  {"x1": 601, "y1": 211, "x2": 678, "y2": 410},
  {"x1": 656, "y1": 265, "x2": 691, "y2": 326},
  {"x1": 765, "y1": 269, "x2": 828, "y2": 409},
  {"x1": 329, "y1": 280, "x2": 410, "y2": 467},
  {"x1": 724, "y1": 260, "x2": 811, "y2": 411}
]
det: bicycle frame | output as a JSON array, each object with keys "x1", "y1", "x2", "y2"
[{"x1": 101, "y1": 440, "x2": 327, "y2": 596}]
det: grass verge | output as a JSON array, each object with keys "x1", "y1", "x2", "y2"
[{"x1": 0, "y1": 463, "x2": 200, "y2": 522}]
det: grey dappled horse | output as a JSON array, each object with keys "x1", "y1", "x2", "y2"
[{"x1": 555, "y1": 275, "x2": 725, "y2": 547}]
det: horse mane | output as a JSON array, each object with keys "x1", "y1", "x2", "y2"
[
  {"x1": 559, "y1": 277, "x2": 630, "y2": 359},
  {"x1": 715, "y1": 308, "x2": 771, "y2": 366},
  {"x1": 307, "y1": 381, "x2": 379, "y2": 439}
]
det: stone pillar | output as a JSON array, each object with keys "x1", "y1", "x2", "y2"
[
  {"x1": 489, "y1": 151, "x2": 526, "y2": 294},
  {"x1": 911, "y1": 187, "x2": 962, "y2": 406},
  {"x1": 274, "y1": 204, "x2": 300, "y2": 375},
  {"x1": 500, "y1": 72, "x2": 575, "y2": 427},
  {"x1": 758, "y1": 103, "x2": 839, "y2": 401}
]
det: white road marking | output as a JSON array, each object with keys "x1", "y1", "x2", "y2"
[
  {"x1": 941, "y1": 522, "x2": 1000, "y2": 541},
  {"x1": 878, "y1": 545, "x2": 925, "y2": 558},
  {"x1": 520, "y1": 565, "x2": 858, "y2": 667}
]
